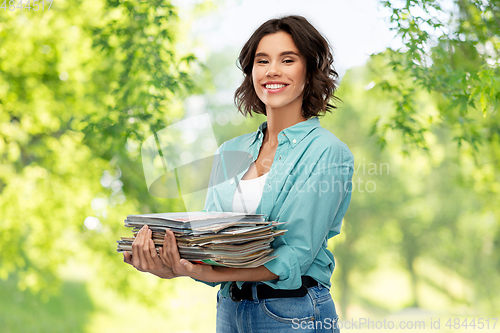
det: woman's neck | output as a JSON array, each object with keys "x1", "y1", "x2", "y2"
[{"x1": 264, "y1": 108, "x2": 307, "y2": 147}]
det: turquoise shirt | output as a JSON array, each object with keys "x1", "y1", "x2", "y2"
[{"x1": 200, "y1": 117, "x2": 354, "y2": 298}]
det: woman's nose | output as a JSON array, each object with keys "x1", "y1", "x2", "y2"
[{"x1": 266, "y1": 62, "x2": 281, "y2": 77}]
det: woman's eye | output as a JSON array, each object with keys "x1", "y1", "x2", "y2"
[
  {"x1": 257, "y1": 59, "x2": 268, "y2": 64},
  {"x1": 283, "y1": 59, "x2": 294, "y2": 64}
]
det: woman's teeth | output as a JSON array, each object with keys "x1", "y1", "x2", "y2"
[{"x1": 265, "y1": 84, "x2": 287, "y2": 89}]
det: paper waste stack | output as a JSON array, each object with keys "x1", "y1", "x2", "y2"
[{"x1": 117, "y1": 212, "x2": 286, "y2": 268}]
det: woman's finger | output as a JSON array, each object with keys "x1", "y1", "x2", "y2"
[
  {"x1": 166, "y1": 230, "x2": 185, "y2": 275},
  {"x1": 159, "y1": 237, "x2": 171, "y2": 268},
  {"x1": 180, "y1": 259, "x2": 200, "y2": 274},
  {"x1": 168, "y1": 230, "x2": 182, "y2": 263},
  {"x1": 148, "y1": 230, "x2": 165, "y2": 268},
  {"x1": 150, "y1": 241, "x2": 163, "y2": 267},
  {"x1": 123, "y1": 251, "x2": 132, "y2": 265},
  {"x1": 162, "y1": 230, "x2": 179, "y2": 273},
  {"x1": 131, "y1": 227, "x2": 143, "y2": 268},
  {"x1": 158, "y1": 246, "x2": 166, "y2": 266},
  {"x1": 161, "y1": 230, "x2": 173, "y2": 265},
  {"x1": 136, "y1": 225, "x2": 149, "y2": 270},
  {"x1": 142, "y1": 228, "x2": 156, "y2": 269}
]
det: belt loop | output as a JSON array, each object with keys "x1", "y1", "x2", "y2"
[
  {"x1": 307, "y1": 285, "x2": 315, "y2": 302},
  {"x1": 318, "y1": 282, "x2": 322, "y2": 290},
  {"x1": 251, "y1": 283, "x2": 259, "y2": 302}
]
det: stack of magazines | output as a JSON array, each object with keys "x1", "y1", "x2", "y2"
[{"x1": 116, "y1": 212, "x2": 286, "y2": 268}]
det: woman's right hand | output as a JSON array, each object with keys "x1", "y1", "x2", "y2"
[{"x1": 123, "y1": 224, "x2": 177, "y2": 279}]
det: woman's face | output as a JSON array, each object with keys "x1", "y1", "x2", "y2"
[{"x1": 252, "y1": 31, "x2": 307, "y2": 114}]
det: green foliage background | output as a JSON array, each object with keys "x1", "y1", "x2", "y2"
[{"x1": 0, "y1": 0, "x2": 499, "y2": 332}]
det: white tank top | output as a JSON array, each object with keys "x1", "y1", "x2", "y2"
[{"x1": 232, "y1": 168, "x2": 268, "y2": 214}]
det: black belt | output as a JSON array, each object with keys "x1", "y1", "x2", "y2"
[{"x1": 229, "y1": 276, "x2": 318, "y2": 302}]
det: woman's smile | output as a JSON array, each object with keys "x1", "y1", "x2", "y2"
[{"x1": 262, "y1": 81, "x2": 289, "y2": 93}]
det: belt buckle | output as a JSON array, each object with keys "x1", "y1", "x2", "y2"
[{"x1": 229, "y1": 282, "x2": 241, "y2": 302}]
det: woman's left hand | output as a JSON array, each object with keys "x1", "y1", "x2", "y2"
[
  {"x1": 160, "y1": 229, "x2": 218, "y2": 282},
  {"x1": 123, "y1": 225, "x2": 177, "y2": 279}
]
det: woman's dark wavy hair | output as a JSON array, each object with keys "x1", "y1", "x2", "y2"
[{"x1": 234, "y1": 15, "x2": 340, "y2": 118}]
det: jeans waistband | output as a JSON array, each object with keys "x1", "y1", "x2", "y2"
[{"x1": 229, "y1": 276, "x2": 319, "y2": 302}]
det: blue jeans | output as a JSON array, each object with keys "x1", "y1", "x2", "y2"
[{"x1": 216, "y1": 283, "x2": 340, "y2": 333}]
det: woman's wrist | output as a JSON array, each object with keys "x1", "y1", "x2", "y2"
[
  {"x1": 210, "y1": 266, "x2": 278, "y2": 282},
  {"x1": 205, "y1": 266, "x2": 231, "y2": 283}
]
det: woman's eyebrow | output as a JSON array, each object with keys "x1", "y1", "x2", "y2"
[{"x1": 255, "y1": 51, "x2": 300, "y2": 57}]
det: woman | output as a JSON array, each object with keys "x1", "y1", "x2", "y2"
[{"x1": 124, "y1": 15, "x2": 354, "y2": 332}]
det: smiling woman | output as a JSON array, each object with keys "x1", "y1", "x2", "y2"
[{"x1": 124, "y1": 15, "x2": 354, "y2": 333}]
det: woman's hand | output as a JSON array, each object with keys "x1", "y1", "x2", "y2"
[
  {"x1": 123, "y1": 225, "x2": 177, "y2": 279},
  {"x1": 160, "y1": 229, "x2": 218, "y2": 282}
]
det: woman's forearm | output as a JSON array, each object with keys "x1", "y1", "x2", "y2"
[{"x1": 206, "y1": 265, "x2": 278, "y2": 283}]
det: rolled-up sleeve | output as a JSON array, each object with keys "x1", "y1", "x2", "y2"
[{"x1": 264, "y1": 144, "x2": 354, "y2": 289}]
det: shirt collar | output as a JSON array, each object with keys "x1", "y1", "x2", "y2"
[{"x1": 251, "y1": 117, "x2": 321, "y2": 148}]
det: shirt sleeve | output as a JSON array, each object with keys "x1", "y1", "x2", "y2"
[{"x1": 263, "y1": 144, "x2": 354, "y2": 289}]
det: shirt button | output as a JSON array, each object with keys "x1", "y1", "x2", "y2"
[
  {"x1": 292, "y1": 139, "x2": 297, "y2": 144},
  {"x1": 230, "y1": 179, "x2": 234, "y2": 185},
  {"x1": 248, "y1": 155, "x2": 252, "y2": 159},
  {"x1": 278, "y1": 156, "x2": 281, "y2": 160}
]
